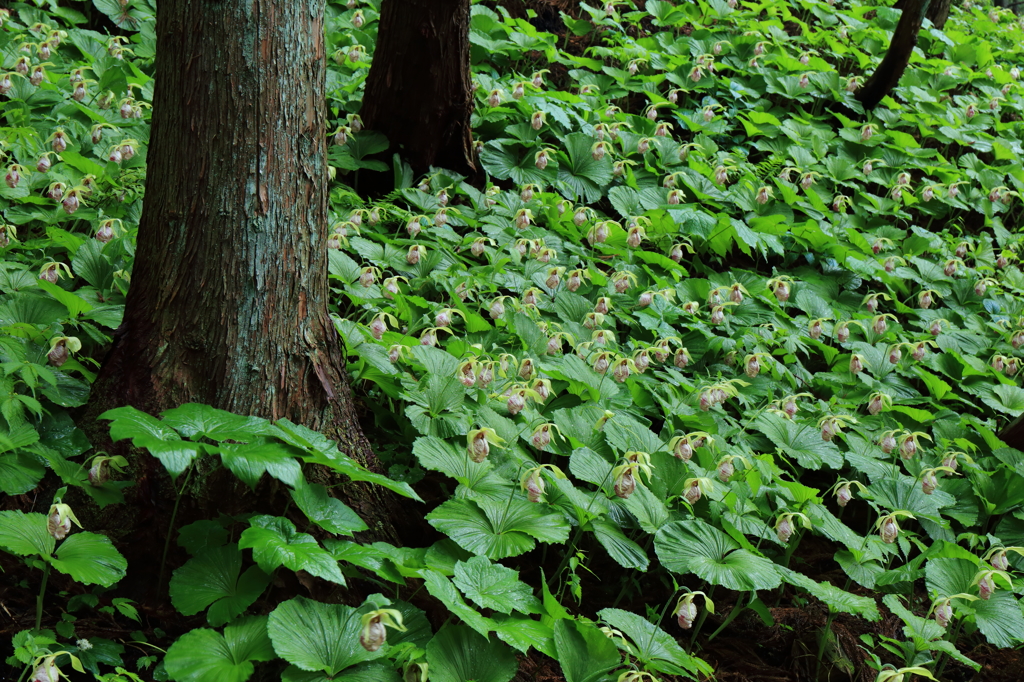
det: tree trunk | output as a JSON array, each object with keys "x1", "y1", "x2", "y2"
[
  {"x1": 360, "y1": 0, "x2": 476, "y2": 177},
  {"x1": 91, "y1": 0, "x2": 392, "y2": 535},
  {"x1": 926, "y1": 0, "x2": 951, "y2": 30},
  {"x1": 856, "y1": 0, "x2": 931, "y2": 110}
]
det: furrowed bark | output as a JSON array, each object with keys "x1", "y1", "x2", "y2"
[{"x1": 360, "y1": 0, "x2": 476, "y2": 176}]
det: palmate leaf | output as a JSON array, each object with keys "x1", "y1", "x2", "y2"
[
  {"x1": 267, "y1": 598, "x2": 381, "y2": 675},
  {"x1": 425, "y1": 625, "x2": 518, "y2": 682},
  {"x1": 0, "y1": 510, "x2": 54, "y2": 557},
  {"x1": 214, "y1": 441, "x2": 303, "y2": 488},
  {"x1": 479, "y1": 140, "x2": 555, "y2": 186},
  {"x1": 426, "y1": 497, "x2": 570, "y2": 559},
  {"x1": 980, "y1": 384, "x2": 1024, "y2": 415},
  {"x1": 160, "y1": 403, "x2": 278, "y2": 441},
  {"x1": 0, "y1": 452, "x2": 46, "y2": 495},
  {"x1": 169, "y1": 544, "x2": 270, "y2": 626},
  {"x1": 556, "y1": 132, "x2": 613, "y2": 203},
  {"x1": 753, "y1": 412, "x2": 843, "y2": 470},
  {"x1": 452, "y1": 555, "x2": 541, "y2": 614},
  {"x1": 50, "y1": 532, "x2": 127, "y2": 586},
  {"x1": 654, "y1": 520, "x2": 782, "y2": 591},
  {"x1": 238, "y1": 515, "x2": 345, "y2": 585},
  {"x1": 971, "y1": 592, "x2": 1024, "y2": 648},
  {"x1": 165, "y1": 616, "x2": 276, "y2": 682}
]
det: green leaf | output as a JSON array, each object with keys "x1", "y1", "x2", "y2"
[
  {"x1": 557, "y1": 132, "x2": 613, "y2": 203},
  {"x1": 553, "y1": 619, "x2": 621, "y2": 682},
  {"x1": 164, "y1": 616, "x2": 275, "y2": 682},
  {"x1": 238, "y1": 516, "x2": 345, "y2": 585},
  {"x1": 973, "y1": 592, "x2": 1024, "y2": 648},
  {"x1": 0, "y1": 453, "x2": 47, "y2": 495},
  {"x1": 72, "y1": 239, "x2": 115, "y2": 291},
  {"x1": 291, "y1": 479, "x2": 368, "y2": 536},
  {"x1": 492, "y1": 613, "x2": 555, "y2": 656},
  {"x1": 169, "y1": 544, "x2": 270, "y2": 626},
  {"x1": 654, "y1": 520, "x2": 782, "y2": 591},
  {"x1": 452, "y1": 555, "x2": 540, "y2": 614},
  {"x1": 776, "y1": 566, "x2": 880, "y2": 620},
  {"x1": 597, "y1": 607, "x2": 713, "y2": 677},
  {"x1": 50, "y1": 532, "x2": 127, "y2": 587},
  {"x1": 0, "y1": 511, "x2": 54, "y2": 557},
  {"x1": 267, "y1": 597, "x2": 381, "y2": 675},
  {"x1": 427, "y1": 498, "x2": 570, "y2": 559},
  {"x1": 216, "y1": 442, "x2": 303, "y2": 488},
  {"x1": 590, "y1": 518, "x2": 649, "y2": 570},
  {"x1": 160, "y1": 403, "x2": 276, "y2": 441},
  {"x1": 420, "y1": 569, "x2": 494, "y2": 638},
  {"x1": 425, "y1": 625, "x2": 518, "y2": 682},
  {"x1": 980, "y1": 384, "x2": 1024, "y2": 415},
  {"x1": 753, "y1": 412, "x2": 843, "y2": 469}
]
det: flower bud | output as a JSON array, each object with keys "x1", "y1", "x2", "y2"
[
  {"x1": 821, "y1": 420, "x2": 837, "y2": 442},
  {"x1": 919, "y1": 291, "x2": 933, "y2": 309},
  {"x1": 888, "y1": 347, "x2": 902, "y2": 364},
  {"x1": 849, "y1": 354, "x2": 863, "y2": 373},
  {"x1": 406, "y1": 218, "x2": 421, "y2": 238},
  {"x1": 507, "y1": 391, "x2": 526, "y2": 415},
  {"x1": 867, "y1": 394, "x2": 884, "y2": 415},
  {"x1": 360, "y1": 615, "x2": 387, "y2": 652},
  {"x1": 674, "y1": 348, "x2": 690, "y2": 369},
  {"x1": 991, "y1": 550, "x2": 1009, "y2": 571},
  {"x1": 88, "y1": 459, "x2": 110, "y2": 486},
  {"x1": 5, "y1": 167, "x2": 20, "y2": 189},
  {"x1": 531, "y1": 424, "x2": 552, "y2": 450},
  {"x1": 717, "y1": 459, "x2": 734, "y2": 483},
  {"x1": 48, "y1": 339, "x2": 68, "y2": 367},
  {"x1": 684, "y1": 480, "x2": 702, "y2": 505},
  {"x1": 899, "y1": 437, "x2": 917, "y2": 459},
  {"x1": 614, "y1": 470, "x2": 635, "y2": 499},
  {"x1": 934, "y1": 601, "x2": 953, "y2": 628},
  {"x1": 978, "y1": 574, "x2": 995, "y2": 600},
  {"x1": 47, "y1": 507, "x2": 71, "y2": 540},
  {"x1": 676, "y1": 599, "x2": 698, "y2": 629},
  {"x1": 836, "y1": 483, "x2": 852, "y2": 507},
  {"x1": 880, "y1": 519, "x2": 899, "y2": 543},
  {"x1": 774, "y1": 281, "x2": 790, "y2": 303},
  {"x1": 37, "y1": 155, "x2": 52, "y2": 173},
  {"x1": 524, "y1": 471, "x2": 545, "y2": 502},
  {"x1": 911, "y1": 343, "x2": 927, "y2": 361},
  {"x1": 777, "y1": 518, "x2": 794, "y2": 543},
  {"x1": 921, "y1": 471, "x2": 938, "y2": 495}
]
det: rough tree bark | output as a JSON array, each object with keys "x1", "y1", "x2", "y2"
[
  {"x1": 360, "y1": 0, "x2": 476, "y2": 177},
  {"x1": 926, "y1": 0, "x2": 951, "y2": 29},
  {"x1": 91, "y1": 0, "x2": 392, "y2": 536},
  {"x1": 856, "y1": 0, "x2": 931, "y2": 110}
]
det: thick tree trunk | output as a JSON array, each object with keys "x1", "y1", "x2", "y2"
[
  {"x1": 90, "y1": 0, "x2": 394, "y2": 541},
  {"x1": 360, "y1": 0, "x2": 476, "y2": 177},
  {"x1": 856, "y1": 0, "x2": 930, "y2": 110}
]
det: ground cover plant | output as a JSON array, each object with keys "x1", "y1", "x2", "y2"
[{"x1": 4, "y1": 0, "x2": 1024, "y2": 680}]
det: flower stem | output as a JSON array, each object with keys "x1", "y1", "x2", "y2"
[
  {"x1": 35, "y1": 562, "x2": 50, "y2": 631},
  {"x1": 158, "y1": 464, "x2": 194, "y2": 593}
]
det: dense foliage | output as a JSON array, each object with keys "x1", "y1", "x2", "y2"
[{"x1": 5, "y1": 0, "x2": 1024, "y2": 680}]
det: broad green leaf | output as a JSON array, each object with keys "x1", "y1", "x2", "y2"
[
  {"x1": 654, "y1": 520, "x2": 782, "y2": 591},
  {"x1": 597, "y1": 607, "x2": 713, "y2": 677},
  {"x1": 0, "y1": 510, "x2": 54, "y2": 557},
  {"x1": 291, "y1": 479, "x2": 368, "y2": 536},
  {"x1": 420, "y1": 569, "x2": 494, "y2": 637},
  {"x1": 160, "y1": 403, "x2": 276, "y2": 441},
  {"x1": 426, "y1": 625, "x2": 518, "y2": 682},
  {"x1": 267, "y1": 597, "x2": 380, "y2": 675},
  {"x1": 553, "y1": 619, "x2": 621, "y2": 682},
  {"x1": 164, "y1": 616, "x2": 275, "y2": 682},
  {"x1": 169, "y1": 544, "x2": 270, "y2": 626},
  {"x1": 776, "y1": 566, "x2": 879, "y2": 620},
  {"x1": 215, "y1": 442, "x2": 303, "y2": 488},
  {"x1": 972, "y1": 592, "x2": 1024, "y2": 648},
  {"x1": 452, "y1": 555, "x2": 540, "y2": 614},
  {"x1": 50, "y1": 532, "x2": 127, "y2": 587},
  {"x1": 238, "y1": 516, "x2": 345, "y2": 585},
  {"x1": 753, "y1": 412, "x2": 843, "y2": 469},
  {"x1": 427, "y1": 498, "x2": 570, "y2": 559},
  {"x1": 590, "y1": 518, "x2": 649, "y2": 570},
  {"x1": 0, "y1": 453, "x2": 46, "y2": 495}
]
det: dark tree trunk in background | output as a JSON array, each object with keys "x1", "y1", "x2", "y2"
[
  {"x1": 926, "y1": 0, "x2": 951, "y2": 30},
  {"x1": 857, "y1": 0, "x2": 930, "y2": 110},
  {"x1": 361, "y1": 0, "x2": 476, "y2": 177},
  {"x1": 92, "y1": 0, "x2": 392, "y2": 537}
]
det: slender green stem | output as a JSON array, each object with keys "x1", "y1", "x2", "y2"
[
  {"x1": 158, "y1": 465, "x2": 194, "y2": 592},
  {"x1": 815, "y1": 608, "x2": 838, "y2": 681},
  {"x1": 35, "y1": 562, "x2": 51, "y2": 631},
  {"x1": 688, "y1": 585, "x2": 716, "y2": 651},
  {"x1": 706, "y1": 591, "x2": 751, "y2": 642}
]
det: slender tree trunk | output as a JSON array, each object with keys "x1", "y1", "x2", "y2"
[
  {"x1": 360, "y1": 0, "x2": 476, "y2": 177},
  {"x1": 856, "y1": 0, "x2": 931, "y2": 110},
  {"x1": 90, "y1": 0, "x2": 393, "y2": 536}
]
